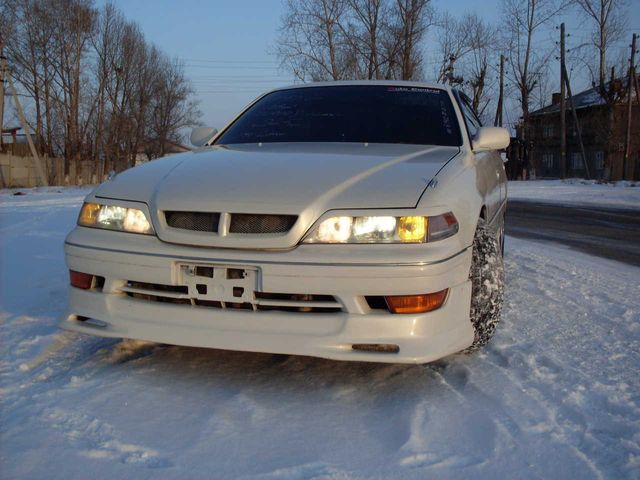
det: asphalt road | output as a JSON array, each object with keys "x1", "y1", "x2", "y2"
[{"x1": 506, "y1": 201, "x2": 640, "y2": 267}]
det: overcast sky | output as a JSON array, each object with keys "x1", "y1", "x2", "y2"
[{"x1": 99, "y1": 0, "x2": 640, "y2": 133}]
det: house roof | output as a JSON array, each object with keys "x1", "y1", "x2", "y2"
[
  {"x1": 136, "y1": 140, "x2": 190, "y2": 154},
  {"x1": 164, "y1": 141, "x2": 190, "y2": 153},
  {"x1": 2, "y1": 126, "x2": 24, "y2": 134},
  {"x1": 530, "y1": 76, "x2": 638, "y2": 117}
]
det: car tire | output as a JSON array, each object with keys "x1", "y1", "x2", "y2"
[{"x1": 466, "y1": 218, "x2": 505, "y2": 351}]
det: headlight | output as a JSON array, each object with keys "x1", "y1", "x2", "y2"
[
  {"x1": 302, "y1": 212, "x2": 458, "y2": 244},
  {"x1": 78, "y1": 202, "x2": 155, "y2": 235}
]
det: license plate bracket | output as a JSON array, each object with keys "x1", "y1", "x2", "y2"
[{"x1": 178, "y1": 264, "x2": 258, "y2": 303}]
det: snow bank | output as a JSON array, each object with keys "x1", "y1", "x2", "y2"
[
  {"x1": 508, "y1": 179, "x2": 640, "y2": 210},
  {"x1": 1, "y1": 189, "x2": 639, "y2": 479},
  {"x1": 0, "y1": 186, "x2": 93, "y2": 210}
]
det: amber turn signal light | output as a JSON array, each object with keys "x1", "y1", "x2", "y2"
[
  {"x1": 70, "y1": 270, "x2": 93, "y2": 290},
  {"x1": 384, "y1": 289, "x2": 449, "y2": 314}
]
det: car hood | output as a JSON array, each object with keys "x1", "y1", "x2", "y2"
[
  {"x1": 95, "y1": 142, "x2": 458, "y2": 213},
  {"x1": 93, "y1": 143, "x2": 459, "y2": 248}
]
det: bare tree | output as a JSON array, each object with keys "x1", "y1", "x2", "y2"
[
  {"x1": 576, "y1": 0, "x2": 628, "y2": 97},
  {"x1": 502, "y1": 0, "x2": 569, "y2": 134},
  {"x1": 343, "y1": 0, "x2": 385, "y2": 79},
  {"x1": 2, "y1": 0, "x2": 57, "y2": 157},
  {"x1": 45, "y1": 0, "x2": 96, "y2": 176},
  {"x1": 465, "y1": 17, "x2": 499, "y2": 118},
  {"x1": 91, "y1": 1, "x2": 124, "y2": 174},
  {"x1": 276, "y1": 0, "x2": 352, "y2": 81},
  {"x1": 146, "y1": 58, "x2": 201, "y2": 160},
  {"x1": 433, "y1": 13, "x2": 498, "y2": 118},
  {"x1": 435, "y1": 13, "x2": 472, "y2": 84},
  {"x1": 276, "y1": 0, "x2": 432, "y2": 81},
  {"x1": 3, "y1": 0, "x2": 201, "y2": 182},
  {"x1": 390, "y1": 0, "x2": 432, "y2": 80}
]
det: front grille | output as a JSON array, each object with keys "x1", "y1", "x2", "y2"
[
  {"x1": 229, "y1": 214, "x2": 297, "y2": 234},
  {"x1": 120, "y1": 281, "x2": 342, "y2": 313},
  {"x1": 163, "y1": 211, "x2": 297, "y2": 235},
  {"x1": 165, "y1": 211, "x2": 220, "y2": 232}
]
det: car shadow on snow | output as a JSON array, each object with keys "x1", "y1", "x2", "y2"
[{"x1": 88, "y1": 337, "x2": 475, "y2": 397}]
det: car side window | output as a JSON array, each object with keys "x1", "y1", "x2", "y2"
[{"x1": 456, "y1": 93, "x2": 481, "y2": 140}]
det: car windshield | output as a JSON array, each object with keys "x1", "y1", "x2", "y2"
[{"x1": 215, "y1": 85, "x2": 462, "y2": 146}]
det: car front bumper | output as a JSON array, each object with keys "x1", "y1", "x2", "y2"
[{"x1": 60, "y1": 227, "x2": 475, "y2": 364}]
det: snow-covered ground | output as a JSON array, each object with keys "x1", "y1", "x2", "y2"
[
  {"x1": 509, "y1": 179, "x2": 640, "y2": 210},
  {"x1": 1, "y1": 188, "x2": 639, "y2": 480}
]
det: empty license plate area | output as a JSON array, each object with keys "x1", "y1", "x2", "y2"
[{"x1": 178, "y1": 264, "x2": 258, "y2": 304}]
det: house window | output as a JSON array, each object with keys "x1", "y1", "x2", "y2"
[
  {"x1": 570, "y1": 152, "x2": 582, "y2": 170},
  {"x1": 542, "y1": 124, "x2": 555, "y2": 138},
  {"x1": 594, "y1": 151, "x2": 605, "y2": 170},
  {"x1": 542, "y1": 153, "x2": 555, "y2": 169}
]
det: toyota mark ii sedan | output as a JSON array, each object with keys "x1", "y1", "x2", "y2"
[{"x1": 61, "y1": 81, "x2": 510, "y2": 364}]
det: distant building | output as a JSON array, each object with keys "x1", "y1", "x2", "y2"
[
  {"x1": 526, "y1": 77, "x2": 639, "y2": 180},
  {"x1": 1, "y1": 126, "x2": 33, "y2": 156},
  {"x1": 135, "y1": 140, "x2": 191, "y2": 165}
]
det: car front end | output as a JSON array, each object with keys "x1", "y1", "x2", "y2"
[
  {"x1": 62, "y1": 190, "x2": 475, "y2": 364},
  {"x1": 61, "y1": 82, "x2": 489, "y2": 363}
]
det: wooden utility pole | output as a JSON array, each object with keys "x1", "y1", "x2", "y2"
[
  {"x1": 623, "y1": 33, "x2": 637, "y2": 181},
  {"x1": 446, "y1": 55, "x2": 456, "y2": 85},
  {"x1": 494, "y1": 54, "x2": 505, "y2": 127},
  {"x1": 563, "y1": 62, "x2": 591, "y2": 180},
  {"x1": 559, "y1": 23, "x2": 567, "y2": 179},
  {"x1": 7, "y1": 72, "x2": 48, "y2": 186},
  {"x1": 0, "y1": 37, "x2": 6, "y2": 152}
]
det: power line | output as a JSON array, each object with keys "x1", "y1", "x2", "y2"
[
  {"x1": 181, "y1": 58, "x2": 278, "y2": 64},
  {"x1": 191, "y1": 79, "x2": 293, "y2": 83},
  {"x1": 184, "y1": 65, "x2": 281, "y2": 70},
  {"x1": 189, "y1": 74, "x2": 292, "y2": 78}
]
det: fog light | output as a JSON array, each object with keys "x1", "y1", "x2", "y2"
[
  {"x1": 384, "y1": 289, "x2": 448, "y2": 314},
  {"x1": 70, "y1": 270, "x2": 93, "y2": 289},
  {"x1": 397, "y1": 216, "x2": 427, "y2": 242}
]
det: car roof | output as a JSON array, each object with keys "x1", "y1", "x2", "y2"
[{"x1": 267, "y1": 80, "x2": 452, "y2": 94}]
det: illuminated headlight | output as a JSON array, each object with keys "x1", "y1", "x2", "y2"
[
  {"x1": 78, "y1": 202, "x2": 155, "y2": 235},
  {"x1": 302, "y1": 212, "x2": 458, "y2": 244}
]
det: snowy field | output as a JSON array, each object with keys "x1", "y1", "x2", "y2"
[
  {"x1": 1, "y1": 188, "x2": 639, "y2": 480},
  {"x1": 509, "y1": 179, "x2": 640, "y2": 210}
]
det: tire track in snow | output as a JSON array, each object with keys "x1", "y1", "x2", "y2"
[
  {"x1": 245, "y1": 461, "x2": 356, "y2": 480},
  {"x1": 483, "y1": 238, "x2": 640, "y2": 479},
  {"x1": 43, "y1": 407, "x2": 172, "y2": 468}
]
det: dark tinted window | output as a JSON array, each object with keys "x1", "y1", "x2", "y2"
[{"x1": 216, "y1": 86, "x2": 462, "y2": 146}]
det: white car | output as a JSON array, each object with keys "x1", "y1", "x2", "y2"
[{"x1": 61, "y1": 81, "x2": 509, "y2": 364}]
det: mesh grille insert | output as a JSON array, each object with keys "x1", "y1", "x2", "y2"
[
  {"x1": 229, "y1": 214, "x2": 297, "y2": 234},
  {"x1": 165, "y1": 211, "x2": 220, "y2": 232}
]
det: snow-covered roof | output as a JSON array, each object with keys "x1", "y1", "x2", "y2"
[{"x1": 530, "y1": 77, "x2": 638, "y2": 117}]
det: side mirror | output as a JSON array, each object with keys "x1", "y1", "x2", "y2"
[
  {"x1": 190, "y1": 127, "x2": 218, "y2": 147},
  {"x1": 472, "y1": 127, "x2": 510, "y2": 152}
]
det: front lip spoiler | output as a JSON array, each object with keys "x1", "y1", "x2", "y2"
[{"x1": 64, "y1": 240, "x2": 470, "y2": 268}]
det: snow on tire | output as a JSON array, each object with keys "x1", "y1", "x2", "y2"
[{"x1": 466, "y1": 218, "x2": 505, "y2": 351}]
